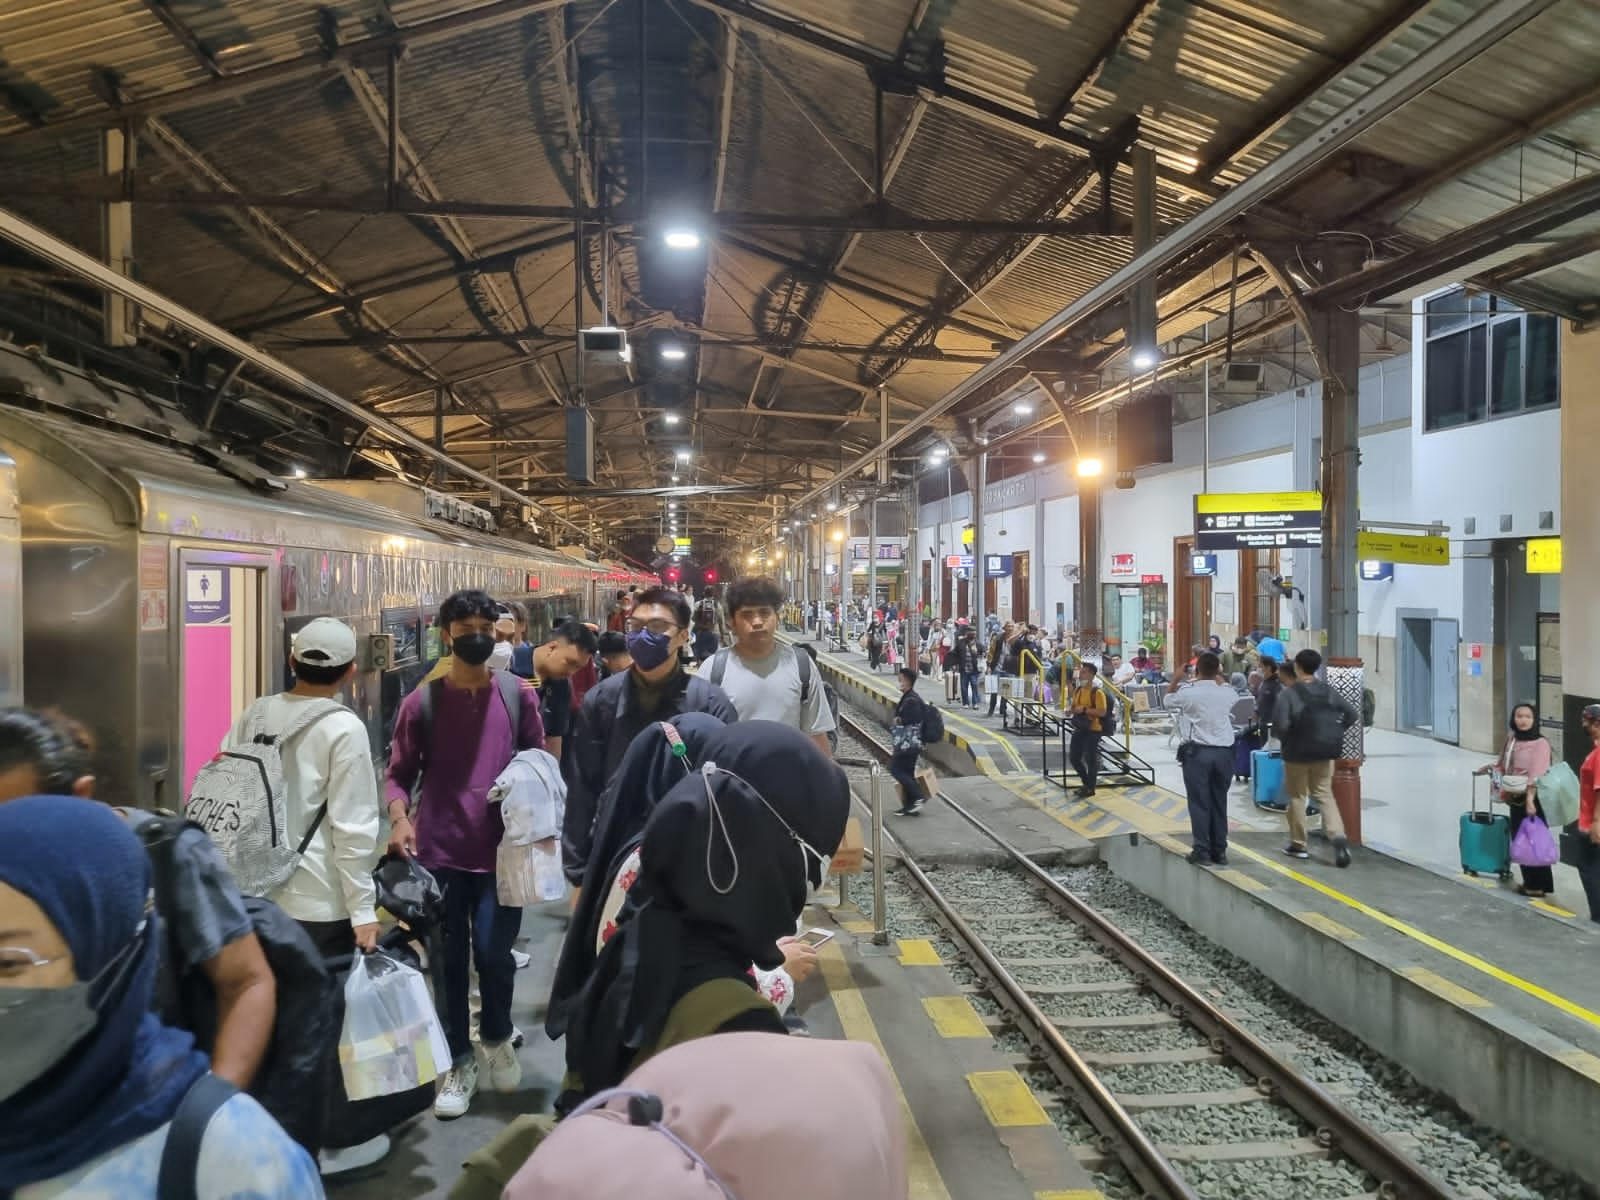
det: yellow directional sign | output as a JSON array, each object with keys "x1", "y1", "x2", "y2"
[
  {"x1": 1357, "y1": 531, "x2": 1449, "y2": 566},
  {"x1": 1195, "y1": 491, "x2": 1320, "y2": 515},
  {"x1": 1527, "y1": 537, "x2": 1562, "y2": 574}
]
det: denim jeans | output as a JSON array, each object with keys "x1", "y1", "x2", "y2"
[
  {"x1": 889, "y1": 749, "x2": 922, "y2": 809},
  {"x1": 961, "y1": 672, "x2": 981, "y2": 707},
  {"x1": 431, "y1": 867, "x2": 522, "y2": 1063}
]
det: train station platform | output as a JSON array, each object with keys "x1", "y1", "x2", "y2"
[
  {"x1": 792, "y1": 632, "x2": 1600, "y2": 1185},
  {"x1": 335, "y1": 886, "x2": 1089, "y2": 1198}
]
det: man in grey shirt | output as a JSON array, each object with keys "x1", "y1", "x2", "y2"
[
  {"x1": 1163, "y1": 651, "x2": 1239, "y2": 867},
  {"x1": 705, "y1": 576, "x2": 834, "y2": 755}
]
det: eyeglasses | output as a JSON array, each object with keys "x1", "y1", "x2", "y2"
[
  {"x1": 0, "y1": 945, "x2": 68, "y2": 977},
  {"x1": 625, "y1": 619, "x2": 679, "y2": 636}
]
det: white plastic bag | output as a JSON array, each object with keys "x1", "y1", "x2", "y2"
[
  {"x1": 338, "y1": 950, "x2": 450, "y2": 1101},
  {"x1": 497, "y1": 837, "x2": 566, "y2": 906}
]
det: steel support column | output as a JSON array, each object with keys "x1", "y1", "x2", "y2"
[
  {"x1": 1078, "y1": 466, "x2": 1102, "y2": 656},
  {"x1": 971, "y1": 451, "x2": 986, "y2": 633},
  {"x1": 1309, "y1": 245, "x2": 1365, "y2": 844},
  {"x1": 99, "y1": 128, "x2": 136, "y2": 347}
]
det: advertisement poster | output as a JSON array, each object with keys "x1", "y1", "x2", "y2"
[{"x1": 138, "y1": 544, "x2": 168, "y2": 632}]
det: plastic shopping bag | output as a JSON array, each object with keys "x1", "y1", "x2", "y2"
[
  {"x1": 1511, "y1": 814, "x2": 1560, "y2": 868},
  {"x1": 497, "y1": 836, "x2": 566, "y2": 906},
  {"x1": 1537, "y1": 761, "x2": 1580, "y2": 829},
  {"x1": 338, "y1": 950, "x2": 451, "y2": 1101}
]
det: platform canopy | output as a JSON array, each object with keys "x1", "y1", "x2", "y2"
[{"x1": 0, "y1": 0, "x2": 1596, "y2": 560}]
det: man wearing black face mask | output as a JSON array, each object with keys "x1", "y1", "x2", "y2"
[
  {"x1": 384, "y1": 590, "x2": 545, "y2": 1120},
  {"x1": 563, "y1": 587, "x2": 738, "y2": 892}
]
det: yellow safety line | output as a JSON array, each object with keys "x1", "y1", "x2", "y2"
[
  {"x1": 1228, "y1": 843, "x2": 1600, "y2": 1030},
  {"x1": 898, "y1": 938, "x2": 943, "y2": 966},
  {"x1": 1533, "y1": 899, "x2": 1577, "y2": 918},
  {"x1": 817, "y1": 942, "x2": 954, "y2": 1200},
  {"x1": 923, "y1": 995, "x2": 993, "y2": 1038}
]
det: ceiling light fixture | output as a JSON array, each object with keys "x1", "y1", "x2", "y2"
[
  {"x1": 291, "y1": 466, "x2": 308, "y2": 479},
  {"x1": 1013, "y1": 401, "x2": 1033, "y2": 415},
  {"x1": 675, "y1": 449, "x2": 692, "y2": 461},
  {"x1": 660, "y1": 345, "x2": 688, "y2": 362},
  {"x1": 1130, "y1": 347, "x2": 1159, "y2": 371},
  {"x1": 1032, "y1": 451, "x2": 1047, "y2": 464},
  {"x1": 664, "y1": 413, "x2": 681, "y2": 425},
  {"x1": 1075, "y1": 457, "x2": 1104, "y2": 478},
  {"x1": 663, "y1": 229, "x2": 702, "y2": 250}
]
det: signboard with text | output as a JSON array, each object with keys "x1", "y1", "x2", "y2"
[
  {"x1": 1194, "y1": 491, "x2": 1322, "y2": 551},
  {"x1": 944, "y1": 554, "x2": 975, "y2": 569},
  {"x1": 1359, "y1": 560, "x2": 1394, "y2": 582},
  {"x1": 1356, "y1": 530, "x2": 1448, "y2": 566},
  {"x1": 1188, "y1": 553, "x2": 1217, "y2": 577},
  {"x1": 985, "y1": 554, "x2": 1013, "y2": 578},
  {"x1": 1110, "y1": 553, "x2": 1137, "y2": 577},
  {"x1": 1527, "y1": 537, "x2": 1561, "y2": 574}
]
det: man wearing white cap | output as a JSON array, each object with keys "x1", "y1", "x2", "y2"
[{"x1": 223, "y1": 615, "x2": 387, "y2": 1177}]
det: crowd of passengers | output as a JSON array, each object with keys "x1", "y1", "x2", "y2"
[{"x1": 0, "y1": 579, "x2": 911, "y2": 1199}]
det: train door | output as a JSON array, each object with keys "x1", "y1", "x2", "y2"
[{"x1": 178, "y1": 550, "x2": 272, "y2": 797}]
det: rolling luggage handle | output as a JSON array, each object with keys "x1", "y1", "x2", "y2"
[{"x1": 1469, "y1": 772, "x2": 1496, "y2": 824}]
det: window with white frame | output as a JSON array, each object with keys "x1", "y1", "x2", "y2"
[{"x1": 1422, "y1": 288, "x2": 1559, "y2": 431}]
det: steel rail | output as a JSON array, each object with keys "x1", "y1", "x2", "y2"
[
  {"x1": 937, "y1": 791, "x2": 1459, "y2": 1200},
  {"x1": 833, "y1": 708, "x2": 1455, "y2": 1199},
  {"x1": 834, "y1": 713, "x2": 1193, "y2": 1198}
]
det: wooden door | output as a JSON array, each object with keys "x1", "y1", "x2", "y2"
[
  {"x1": 984, "y1": 575, "x2": 998, "y2": 619},
  {"x1": 1238, "y1": 547, "x2": 1281, "y2": 637},
  {"x1": 1012, "y1": 551, "x2": 1031, "y2": 622},
  {"x1": 1172, "y1": 536, "x2": 1212, "y2": 663},
  {"x1": 956, "y1": 575, "x2": 971, "y2": 620}
]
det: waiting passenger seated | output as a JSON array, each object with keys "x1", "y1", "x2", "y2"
[
  {"x1": 504, "y1": 1033, "x2": 908, "y2": 1199},
  {"x1": 452, "y1": 719, "x2": 849, "y2": 1200},
  {"x1": 0, "y1": 795, "x2": 321, "y2": 1199}
]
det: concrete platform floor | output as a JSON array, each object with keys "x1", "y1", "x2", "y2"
[{"x1": 331, "y1": 893, "x2": 1086, "y2": 1199}]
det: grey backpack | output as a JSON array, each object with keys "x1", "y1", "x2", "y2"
[{"x1": 185, "y1": 698, "x2": 344, "y2": 896}]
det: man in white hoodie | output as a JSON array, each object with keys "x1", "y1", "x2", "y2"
[{"x1": 224, "y1": 616, "x2": 385, "y2": 1177}]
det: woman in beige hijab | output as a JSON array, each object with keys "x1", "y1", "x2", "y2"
[{"x1": 504, "y1": 1031, "x2": 908, "y2": 1200}]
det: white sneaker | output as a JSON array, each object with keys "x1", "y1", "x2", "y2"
[
  {"x1": 434, "y1": 1060, "x2": 479, "y2": 1119},
  {"x1": 480, "y1": 1037, "x2": 522, "y2": 1093},
  {"x1": 511, "y1": 948, "x2": 531, "y2": 969},
  {"x1": 318, "y1": 1133, "x2": 391, "y2": 1177}
]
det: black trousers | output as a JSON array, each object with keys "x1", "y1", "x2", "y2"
[
  {"x1": 298, "y1": 919, "x2": 357, "y2": 1153},
  {"x1": 890, "y1": 749, "x2": 921, "y2": 809},
  {"x1": 1181, "y1": 745, "x2": 1234, "y2": 860},
  {"x1": 1068, "y1": 730, "x2": 1101, "y2": 792},
  {"x1": 1575, "y1": 837, "x2": 1600, "y2": 923}
]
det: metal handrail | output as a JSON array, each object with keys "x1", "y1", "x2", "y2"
[{"x1": 1052, "y1": 648, "x2": 1135, "y2": 756}]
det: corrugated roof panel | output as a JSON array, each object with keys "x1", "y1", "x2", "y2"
[
  {"x1": 0, "y1": 1, "x2": 209, "y2": 135},
  {"x1": 743, "y1": 0, "x2": 920, "y2": 56}
]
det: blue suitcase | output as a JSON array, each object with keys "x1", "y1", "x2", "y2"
[
  {"x1": 1460, "y1": 776, "x2": 1511, "y2": 879},
  {"x1": 1251, "y1": 750, "x2": 1286, "y2": 811}
]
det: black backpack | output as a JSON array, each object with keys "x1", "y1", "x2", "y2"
[
  {"x1": 921, "y1": 703, "x2": 946, "y2": 745},
  {"x1": 132, "y1": 812, "x2": 336, "y2": 1153},
  {"x1": 1287, "y1": 684, "x2": 1353, "y2": 759},
  {"x1": 1100, "y1": 685, "x2": 1120, "y2": 739}
]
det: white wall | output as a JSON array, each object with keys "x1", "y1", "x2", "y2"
[{"x1": 1040, "y1": 495, "x2": 1079, "y2": 630}]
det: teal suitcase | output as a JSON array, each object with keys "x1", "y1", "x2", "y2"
[{"x1": 1460, "y1": 776, "x2": 1511, "y2": 879}]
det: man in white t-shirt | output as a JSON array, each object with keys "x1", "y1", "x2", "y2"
[
  {"x1": 225, "y1": 616, "x2": 386, "y2": 1177},
  {"x1": 705, "y1": 577, "x2": 834, "y2": 755}
]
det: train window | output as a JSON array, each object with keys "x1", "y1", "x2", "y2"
[{"x1": 179, "y1": 556, "x2": 270, "y2": 796}]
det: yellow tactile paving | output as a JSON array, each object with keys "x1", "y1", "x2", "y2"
[
  {"x1": 898, "y1": 938, "x2": 943, "y2": 966},
  {"x1": 923, "y1": 995, "x2": 992, "y2": 1038},
  {"x1": 1398, "y1": 965, "x2": 1492, "y2": 1009},
  {"x1": 967, "y1": 1070, "x2": 1053, "y2": 1127},
  {"x1": 1295, "y1": 911, "x2": 1363, "y2": 940}
]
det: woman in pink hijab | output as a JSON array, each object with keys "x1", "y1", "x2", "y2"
[{"x1": 505, "y1": 1032, "x2": 908, "y2": 1200}]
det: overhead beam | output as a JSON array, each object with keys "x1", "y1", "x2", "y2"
[
  {"x1": 1351, "y1": 76, "x2": 1600, "y2": 222},
  {"x1": 235, "y1": 228, "x2": 574, "y2": 330},
  {"x1": 1044, "y1": 0, "x2": 1160, "y2": 126},
  {"x1": 778, "y1": 0, "x2": 1561, "y2": 516},
  {"x1": 1476, "y1": 228, "x2": 1600, "y2": 289},
  {"x1": 0, "y1": 0, "x2": 575, "y2": 149},
  {"x1": 142, "y1": 0, "x2": 225, "y2": 79},
  {"x1": 1311, "y1": 169, "x2": 1600, "y2": 307},
  {"x1": 1195, "y1": 0, "x2": 1433, "y2": 180},
  {"x1": 0, "y1": 204, "x2": 593, "y2": 542},
  {"x1": 711, "y1": 17, "x2": 740, "y2": 211}
]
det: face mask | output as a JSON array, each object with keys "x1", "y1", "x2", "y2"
[
  {"x1": 0, "y1": 983, "x2": 97, "y2": 1103},
  {"x1": 626, "y1": 628, "x2": 675, "y2": 672},
  {"x1": 0, "y1": 918, "x2": 147, "y2": 1104},
  {"x1": 488, "y1": 641, "x2": 514, "y2": 671},
  {"x1": 699, "y1": 763, "x2": 831, "y2": 895},
  {"x1": 451, "y1": 632, "x2": 495, "y2": 666}
]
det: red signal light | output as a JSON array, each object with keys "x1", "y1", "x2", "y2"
[
  {"x1": 704, "y1": 569, "x2": 717, "y2": 583},
  {"x1": 666, "y1": 566, "x2": 681, "y2": 583}
]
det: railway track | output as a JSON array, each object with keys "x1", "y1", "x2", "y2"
[{"x1": 835, "y1": 711, "x2": 1458, "y2": 1200}]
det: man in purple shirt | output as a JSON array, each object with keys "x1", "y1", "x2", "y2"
[{"x1": 384, "y1": 589, "x2": 545, "y2": 1120}]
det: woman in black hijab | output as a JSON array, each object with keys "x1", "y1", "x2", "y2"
[
  {"x1": 562, "y1": 719, "x2": 850, "y2": 1103},
  {"x1": 547, "y1": 713, "x2": 729, "y2": 1040}
]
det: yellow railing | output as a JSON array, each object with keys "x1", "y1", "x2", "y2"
[{"x1": 1018, "y1": 647, "x2": 1135, "y2": 756}]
